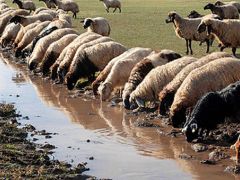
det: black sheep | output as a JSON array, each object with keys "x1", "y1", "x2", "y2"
[{"x1": 183, "y1": 81, "x2": 240, "y2": 142}]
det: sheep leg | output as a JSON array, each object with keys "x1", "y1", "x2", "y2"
[
  {"x1": 189, "y1": 40, "x2": 193, "y2": 55},
  {"x1": 206, "y1": 39, "x2": 210, "y2": 53},
  {"x1": 220, "y1": 46, "x2": 226, "y2": 52},
  {"x1": 106, "y1": 8, "x2": 109, "y2": 13},
  {"x1": 113, "y1": 8, "x2": 117, "y2": 13},
  {"x1": 232, "y1": 47, "x2": 237, "y2": 57},
  {"x1": 185, "y1": 39, "x2": 189, "y2": 55},
  {"x1": 119, "y1": 8, "x2": 121, "y2": 13},
  {"x1": 73, "y1": 13, "x2": 77, "y2": 19}
]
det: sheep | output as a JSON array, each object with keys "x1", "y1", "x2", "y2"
[
  {"x1": 158, "y1": 52, "x2": 232, "y2": 116},
  {"x1": 129, "y1": 56, "x2": 197, "y2": 110},
  {"x1": 166, "y1": 11, "x2": 212, "y2": 55},
  {"x1": 122, "y1": 49, "x2": 182, "y2": 110},
  {"x1": 45, "y1": 13, "x2": 72, "y2": 29},
  {"x1": 15, "y1": 21, "x2": 51, "y2": 57},
  {"x1": 170, "y1": 57, "x2": 240, "y2": 128},
  {"x1": 204, "y1": 3, "x2": 239, "y2": 19},
  {"x1": 13, "y1": 21, "x2": 40, "y2": 48},
  {"x1": 81, "y1": 17, "x2": 110, "y2": 36},
  {"x1": 99, "y1": 0, "x2": 121, "y2": 13},
  {"x1": 10, "y1": 13, "x2": 55, "y2": 27},
  {"x1": 98, "y1": 48, "x2": 153, "y2": 101},
  {"x1": 65, "y1": 41, "x2": 127, "y2": 90},
  {"x1": 0, "y1": 22, "x2": 21, "y2": 48},
  {"x1": 215, "y1": 1, "x2": 240, "y2": 13},
  {"x1": 198, "y1": 18, "x2": 240, "y2": 56},
  {"x1": 36, "y1": 9, "x2": 59, "y2": 17},
  {"x1": 39, "y1": 0, "x2": 56, "y2": 9},
  {"x1": 27, "y1": 28, "x2": 78, "y2": 70},
  {"x1": 40, "y1": 33, "x2": 78, "y2": 75},
  {"x1": 33, "y1": 7, "x2": 49, "y2": 15},
  {"x1": 183, "y1": 80, "x2": 240, "y2": 142},
  {"x1": 12, "y1": 0, "x2": 36, "y2": 13},
  {"x1": 0, "y1": 8, "x2": 15, "y2": 15},
  {"x1": 56, "y1": 32, "x2": 102, "y2": 82},
  {"x1": 0, "y1": 9, "x2": 29, "y2": 35},
  {"x1": 92, "y1": 48, "x2": 141, "y2": 96},
  {"x1": 49, "y1": 0, "x2": 79, "y2": 19},
  {"x1": 57, "y1": 36, "x2": 114, "y2": 83},
  {"x1": 49, "y1": 32, "x2": 95, "y2": 80}
]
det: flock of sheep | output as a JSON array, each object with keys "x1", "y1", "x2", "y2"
[{"x1": 0, "y1": 0, "x2": 240, "y2": 143}]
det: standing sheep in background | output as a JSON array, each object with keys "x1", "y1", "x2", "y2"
[
  {"x1": 15, "y1": 21, "x2": 51, "y2": 57},
  {"x1": 166, "y1": 11, "x2": 212, "y2": 55},
  {"x1": 0, "y1": 22, "x2": 21, "y2": 48},
  {"x1": 92, "y1": 48, "x2": 162, "y2": 96},
  {"x1": 99, "y1": 0, "x2": 121, "y2": 13},
  {"x1": 187, "y1": 10, "x2": 203, "y2": 18},
  {"x1": 81, "y1": 17, "x2": 110, "y2": 36},
  {"x1": 27, "y1": 28, "x2": 78, "y2": 70},
  {"x1": 40, "y1": 34, "x2": 78, "y2": 75},
  {"x1": 215, "y1": 1, "x2": 240, "y2": 13},
  {"x1": 204, "y1": 3, "x2": 239, "y2": 19},
  {"x1": 49, "y1": 0, "x2": 79, "y2": 19},
  {"x1": 65, "y1": 41, "x2": 127, "y2": 90},
  {"x1": 183, "y1": 81, "x2": 240, "y2": 142},
  {"x1": 170, "y1": 57, "x2": 240, "y2": 128},
  {"x1": 122, "y1": 50, "x2": 182, "y2": 110},
  {"x1": 129, "y1": 56, "x2": 197, "y2": 110},
  {"x1": 39, "y1": 0, "x2": 56, "y2": 9},
  {"x1": 198, "y1": 18, "x2": 240, "y2": 56},
  {"x1": 158, "y1": 52, "x2": 231, "y2": 116},
  {"x1": 98, "y1": 48, "x2": 153, "y2": 101},
  {"x1": 12, "y1": 0, "x2": 36, "y2": 13}
]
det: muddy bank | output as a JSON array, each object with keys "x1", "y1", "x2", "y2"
[
  {"x1": 0, "y1": 103, "x2": 92, "y2": 179},
  {"x1": 0, "y1": 49, "x2": 238, "y2": 179}
]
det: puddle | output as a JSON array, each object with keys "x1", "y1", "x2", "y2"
[{"x1": 0, "y1": 53, "x2": 235, "y2": 179}]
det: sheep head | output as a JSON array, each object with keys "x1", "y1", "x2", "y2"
[
  {"x1": 170, "y1": 107, "x2": 187, "y2": 128},
  {"x1": 183, "y1": 92, "x2": 227, "y2": 142},
  {"x1": 165, "y1": 11, "x2": 177, "y2": 23},
  {"x1": 159, "y1": 91, "x2": 175, "y2": 116},
  {"x1": 10, "y1": 15, "x2": 24, "y2": 24},
  {"x1": 159, "y1": 49, "x2": 182, "y2": 62},
  {"x1": 82, "y1": 18, "x2": 93, "y2": 29},
  {"x1": 204, "y1": 3, "x2": 215, "y2": 10},
  {"x1": 65, "y1": 72, "x2": 78, "y2": 90},
  {"x1": 98, "y1": 82, "x2": 113, "y2": 101},
  {"x1": 187, "y1": 10, "x2": 202, "y2": 18}
]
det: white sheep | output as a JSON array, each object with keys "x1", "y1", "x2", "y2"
[
  {"x1": 204, "y1": 3, "x2": 239, "y2": 19},
  {"x1": 12, "y1": 0, "x2": 36, "y2": 13},
  {"x1": 99, "y1": 0, "x2": 121, "y2": 13},
  {"x1": 198, "y1": 18, "x2": 240, "y2": 56},
  {"x1": 15, "y1": 21, "x2": 51, "y2": 57},
  {"x1": 39, "y1": 0, "x2": 56, "y2": 9},
  {"x1": 0, "y1": 8, "x2": 15, "y2": 15},
  {"x1": 45, "y1": 13, "x2": 72, "y2": 29},
  {"x1": 122, "y1": 49, "x2": 182, "y2": 109},
  {"x1": 170, "y1": 57, "x2": 240, "y2": 128},
  {"x1": 158, "y1": 52, "x2": 232, "y2": 116},
  {"x1": 27, "y1": 28, "x2": 79, "y2": 70},
  {"x1": 33, "y1": 7, "x2": 49, "y2": 15},
  {"x1": 49, "y1": 0, "x2": 79, "y2": 19},
  {"x1": 65, "y1": 41, "x2": 127, "y2": 90},
  {"x1": 40, "y1": 33, "x2": 78, "y2": 75},
  {"x1": 56, "y1": 32, "x2": 102, "y2": 81},
  {"x1": 129, "y1": 56, "x2": 197, "y2": 109},
  {"x1": 81, "y1": 17, "x2": 110, "y2": 36},
  {"x1": 0, "y1": 22, "x2": 21, "y2": 48},
  {"x1": 98, "y1": 48, "x2": 153, "y2": 101},
  {"x1": 10, "y1": 13, "x2": 55, "y2": 27},
  {"x1": 0, "y1": 9, "x2": 29, "y2": 35}
]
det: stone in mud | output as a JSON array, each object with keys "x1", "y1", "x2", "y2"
[
  {"x1": 23, "y1": 124, "x2": 36, "y2": 132},
  {"x1": 89, "y1": 156, "x2": 94, "y2": 160},
  {"x1": 179, "y1": 153, "x2": 193, "y2": 160},
  {"x1": 41, "y1": 143, "x2": 56, "y2": 150},
  {"x1": 209, "y1": 150, "x2": 230, "y2": 161},
  {"x1": 133, "y1": 119, "x2": 160, "y2": 128},
  {"x1": 200, "y1": 159, "x2": 216, "y2": 165},
  {"x1": 191, "y1": 143, "x2": 208, "y2": 152},
  {"x1": 224, "y1": 165, "x2": 240, "y2": 174}
]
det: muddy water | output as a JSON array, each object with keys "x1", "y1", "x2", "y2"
[{"x1": 0, "y1": 53, "x2": 235, "y2": 179}]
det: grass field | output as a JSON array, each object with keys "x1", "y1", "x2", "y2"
[{"x1": 5, "y1": 0, "x2": 233, "y2": 57}]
